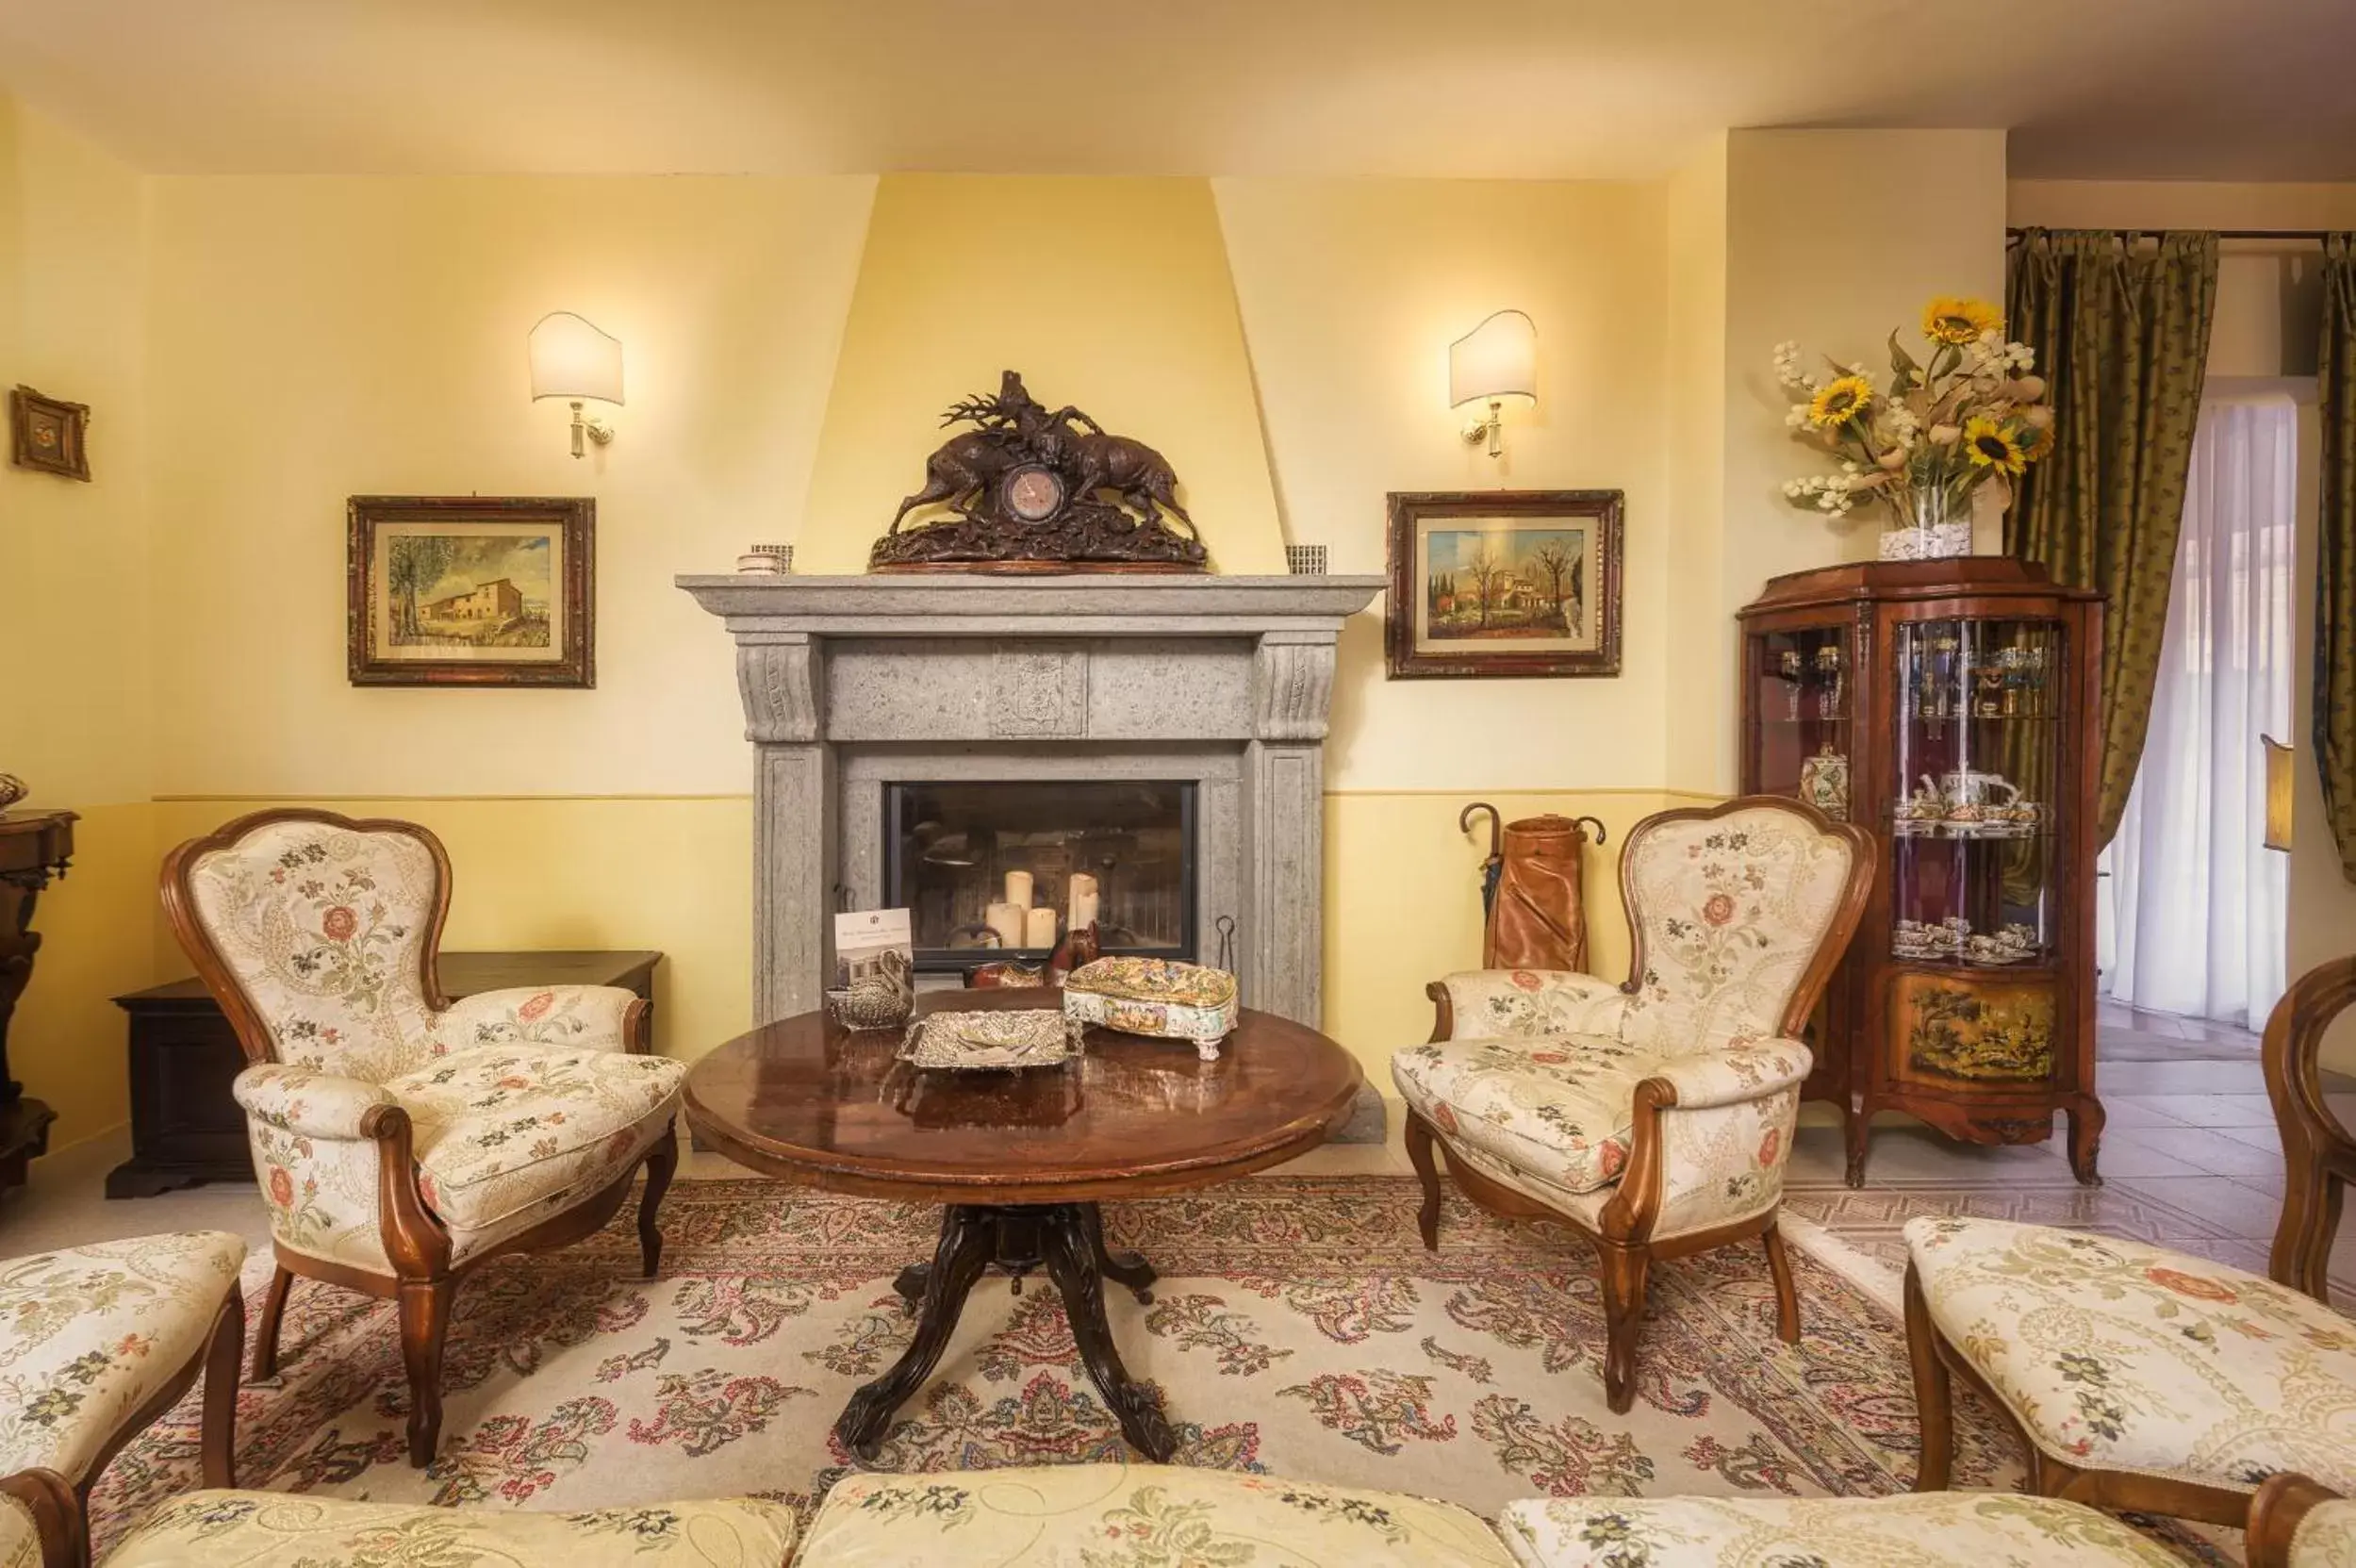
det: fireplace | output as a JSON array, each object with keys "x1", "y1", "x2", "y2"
[
  {"x1": 886, "y1": 779, "x2": 1197, "y2": 971},
  {"x1": 678, "y1": 572, "x2": 1387, "y2": 1138}
]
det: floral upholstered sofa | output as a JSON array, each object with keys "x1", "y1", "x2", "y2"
[
  {"x1": 5, "y1": 1461, "x2": 2308, "y2": 1568},
  {"x1": 8, "y1": 1458, "x2": 2346, "y2": 1566}
]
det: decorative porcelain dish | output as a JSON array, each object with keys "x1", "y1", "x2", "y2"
[
  {"x1": 898, "y1": 1007, "x2": 1079, "y2": 1070},
  {"x1": 1063, "y1": 957, "x2": 1240, "y2": 1061}
]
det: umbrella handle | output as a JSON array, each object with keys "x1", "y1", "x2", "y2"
[
  {"x1": 1458, "y1": 801, "x2": 1502, "y2": 860},
  {"x1": 1573, "y1": 814, "x2": 1607, "y2": 847}
]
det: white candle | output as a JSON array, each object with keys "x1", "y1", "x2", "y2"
[
  {"x1": 985, "y1": 901, "x2": 1026, "y2": 949},
  {"x1": 1004, "y1": 870, "x2": 1033, "y2": 911},
  {"x1": 1068, "y1": 872, "x2": 1100, "y2": 931},
  {"x1": 1025, "y1": 906, "x2": 1059, "y2": 949}
]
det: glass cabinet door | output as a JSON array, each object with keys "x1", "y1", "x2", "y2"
[
  {"x1": 1889, "y1": 618, "x2": 2064, "y2": 969},
  {"x1": 1749, "y1": 625, "x2": 1854, "y2": 821}
]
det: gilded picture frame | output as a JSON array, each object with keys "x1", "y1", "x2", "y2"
[
  {"x1": 1385, "y1": 489, "x2": 1624, "y2": 679},
  {"x1": 346, "y1": 495, "x2": 595, "y2": 687},
  {"x1": 9, "y1": 386, "x2": 91, "y2": 481}
]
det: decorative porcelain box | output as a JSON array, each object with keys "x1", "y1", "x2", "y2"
[{"x1": 1062, "y1": 957, "x2": 1239, "y2": 1059}]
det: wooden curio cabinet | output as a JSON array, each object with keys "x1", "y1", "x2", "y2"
[{"x1": 1738, "y1": 557, "x2": 2105, "y2": 1186}]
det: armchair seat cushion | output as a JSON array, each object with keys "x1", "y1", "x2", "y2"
[
  {"x1": 1498, "y1": 1492, "x2": 2186, "y2": 1568},
  {"x1": 1906, "y1": 1216, "x2": 2356, "y2": 1493},
  {"x1": 0, "y1": 1231, "x2": 245, "y2": 1480},
  {"x1": 390, "y1": 1047, "x2": 685, "y2": 1230},
  {"x1": 107, "y1": 1491, "x2": 797, "y2": 1567},
  {"x1": 801, "y1": 1463, "x2": 1514, "y2": 1566},
  {"x1": 1392, "y1": 1033, "x2": 1644, "y2": 1194}
]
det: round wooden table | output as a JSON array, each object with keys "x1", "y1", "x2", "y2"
[{"x1": 684, "y1": 990, "x2": 1363, "y2": 1461}]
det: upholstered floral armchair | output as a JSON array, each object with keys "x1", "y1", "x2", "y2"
[
  {"x1": 0, "y1": 1232, "x2": 245, "y2": 1568},
  {"x1": 1392, "y1": 796, "x2": 1870, "y2": 1413},
  {"x1": 160, "y1": 809, "x2": 686, "y2": 1468}
]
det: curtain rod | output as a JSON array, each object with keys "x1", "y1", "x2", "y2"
[{"x1": 2005, "y1": 226, "x2": 2338, "y2": 244}]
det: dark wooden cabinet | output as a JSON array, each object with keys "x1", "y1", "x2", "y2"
[
  {"x1": 1738, "y1": 558, "x2": 2104, "y2": 1187},
  {"x1": 0, "y1": 809, "x2": 75, "y2": 1193},
  {"x1": 107, "y1": 949, "x2": 661, "y2": 1198}
]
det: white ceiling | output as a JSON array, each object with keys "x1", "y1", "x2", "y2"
[{"x1": 3, "y1": 0, "x2": 2351, "y2": 182}]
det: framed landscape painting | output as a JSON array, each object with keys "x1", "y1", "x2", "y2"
[
  {"x1": 347, "y1": 496, "x2": 594, "y2": 687},
  {"x1": 1385, "y1": 489, "x2": 1623, "y2": 678}
]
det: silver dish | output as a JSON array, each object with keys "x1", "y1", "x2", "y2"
[{"x1": 898, "y1": 1008, "x2": 1079, "y2": 1070}]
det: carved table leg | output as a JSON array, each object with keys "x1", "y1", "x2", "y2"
[
  {"x1": 2068, "y1": 1099, "x2": 2105, "y2": 1188},
  {"x1": 1041, "y1": 1207, "x2": 1176, "y2": 1461},
  {"x1": 838, "y1": 1208, "x2": 996, "y2": 1460},
  {"x1": 1080, "y1": 1202, "x2": 1156, "y2": 1304},
  {"x1": 848, "y1": 1203, "x2": 1173, "y2": 1463}
]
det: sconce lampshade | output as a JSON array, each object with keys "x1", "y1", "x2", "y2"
[
  {"x1": 1449, "y1": 309, "x2": 1538, "y2": 409},
  {"x1": 529, "y1": 311, "x2": 624, "y2": 405},
  {"x1": 2263, "y1": 733, "x2": 2295, "y2": 851}
]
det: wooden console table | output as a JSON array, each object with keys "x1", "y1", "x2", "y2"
[
  {"x1": 0, "y1": 810, "x2": 75, "y2": 1193},
  {"x1": 107, "y1": 949, "x2": 661, "y2": 1198}
]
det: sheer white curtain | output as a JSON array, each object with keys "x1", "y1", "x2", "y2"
[{"x1": 2098, "y1": 396, "x2": 2295, "y2": 1027}]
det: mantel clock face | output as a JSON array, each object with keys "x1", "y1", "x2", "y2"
[{"x1": 1001, "y1": 464, "x2": 1066, "y2": 524}]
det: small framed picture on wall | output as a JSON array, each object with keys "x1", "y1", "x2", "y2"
[
  {"x1": 347, "y1": 495, "x2": 595, "y2": 687},
  {"x1": 1385, "y1": 489, "x2": 1623, "y2": 679},
  {"x1": 9, "y1": 386, "x2": 91, "y2": 481}
]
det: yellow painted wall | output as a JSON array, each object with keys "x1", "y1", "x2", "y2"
[
  {"x1": 1663, "y1": 139, "x2": 1730, "y2": 795},
  {"x1": 1215, "y1": 176, "x2": 1672, "y2": 792},
  {"x1": 800, "y1": 176, "x2": 1285, "y2": 575},
  {"x1": 143, "y1": 173, "x2": 876, "y2": 798},
  {"x1": 0, "y1": 97, "x2": 160, "y2": 1147},
  {"x1": 1699, "y1": 130, "x2": 2012, "y2": 793}
]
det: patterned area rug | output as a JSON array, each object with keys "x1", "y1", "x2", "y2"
[{"x1": 95, "y1": 1177, "x2": 2187, "y2": 1557}]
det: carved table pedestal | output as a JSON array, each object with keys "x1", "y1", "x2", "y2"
[{"x1": 0, "y1": 810, "x2": 75, "y2": 1193}]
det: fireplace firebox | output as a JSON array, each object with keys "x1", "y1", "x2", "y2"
[{"x1": 885, "y1": 780, "x2": 1197, "y2": 973}]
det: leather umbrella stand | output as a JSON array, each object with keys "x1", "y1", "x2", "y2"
[{"x1": 1484, "y1": 813, "x2": 1601, "y2": 974}]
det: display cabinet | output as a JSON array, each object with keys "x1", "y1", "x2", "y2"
[{"x1": 1738, "y1": 557, "x2": 2104, "y2": 1185}]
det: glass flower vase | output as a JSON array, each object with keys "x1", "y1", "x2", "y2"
[{"x1": 1878, "y1": 487, "x2": 1974, "y2": 561}]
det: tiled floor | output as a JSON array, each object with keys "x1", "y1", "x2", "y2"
[{"x1": 1779, "y1": 1004, "x2": 2346, "y2": 1304}]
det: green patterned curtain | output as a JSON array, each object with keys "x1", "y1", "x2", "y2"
[
  {"x1": 2317, "y1": 235, "x2": 2356, "y2": 883},
  {"x1": 2005, "y1": 229, "x2": 2218, "y2": 848}
]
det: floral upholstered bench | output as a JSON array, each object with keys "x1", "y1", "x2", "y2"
[
  {"x1": 796, "y1": 1465, "x2": 1516, "y2": 1565},
  {"x1": 1496, "y1": 1492, "x2": 2190, "y2": 1567},
  {"x1": 97, "y1": 1492, "x2": 797, "y2": 1568},
  {"x1": 0, "y1": 1232, "x2": 245, "y2": 1567},
  {"x1": 1903, "y1": 1216, "x2": 2356, "y2": 1527}
]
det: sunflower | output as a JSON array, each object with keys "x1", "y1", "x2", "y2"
[
  {"x1": 2016, "y1": 420, "x2": 2056, "y2": 462},
  {"x1": 1964, "y1": 416, "x2": 2030, "y2": 474},
  {"x1": 1923, "y1": 296, "x2": 2002, "y2": 346},
  {"x1": 1807, "y1": 375, "x2": 1873, "y2": 428}
]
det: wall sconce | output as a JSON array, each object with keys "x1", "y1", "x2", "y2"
[
  {"x1": 1450, "y1": 308, "x2": 1537, "y2": 459},
  {"x1": 2263, "y1": 734, "x2": 2295, "y2": 851},
  {"x1": 529, "y1": 311, "x2": 623, "y2": 458}
]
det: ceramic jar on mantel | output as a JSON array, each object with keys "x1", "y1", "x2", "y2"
[{"x1": 1878, "y1": 487, "x2": 1973, "y2": 562}]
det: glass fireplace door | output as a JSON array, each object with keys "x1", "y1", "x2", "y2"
[{"x1": 885, "y1": 780, "x2": 1196, "y2": 970}]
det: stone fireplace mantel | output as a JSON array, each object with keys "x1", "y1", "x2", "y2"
[{"x1": 679, "y1": 574, "x2": 1383, "y2": 1097}]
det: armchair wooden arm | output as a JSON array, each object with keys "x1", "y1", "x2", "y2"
[
  {"x1": 2265, "y1": 955, "x2": 2356, "y2": 1299},
  {"x1": 2247, "y1": 1473, "x2": 2343, "y2": 1568}
]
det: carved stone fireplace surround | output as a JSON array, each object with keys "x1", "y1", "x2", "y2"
[{"x1": 680, "y1": 573, "x2": 1387, "y2": 1136}]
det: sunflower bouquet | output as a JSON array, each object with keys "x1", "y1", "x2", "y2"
[{"x1": 1775, "y1": 296, "x2": 2054, "y2": 558}]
